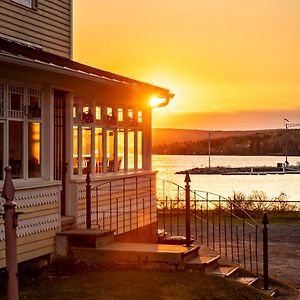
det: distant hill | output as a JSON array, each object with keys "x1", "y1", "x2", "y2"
[
  {"x1": 152, "y1": 128, "x2": 300, "y2": 156},
  {"x1": 152, "y1": 128, "x2": 277, "y2": 147}
]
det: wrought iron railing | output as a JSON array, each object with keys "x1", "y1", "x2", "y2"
[
  {"x1": 156, "y1": 177, "x2": 266, "y2": 277},
  {"x1": 85, "y1": 174, "x2": 156, "y2": 237}
]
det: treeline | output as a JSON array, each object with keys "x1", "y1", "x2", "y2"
[{"x1": 153, "y1": 129, "x2": 300, "y2": 156}]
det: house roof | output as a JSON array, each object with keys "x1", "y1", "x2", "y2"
[{"x1": 0, "y1": 37, "x2": 173, "y2": 100}]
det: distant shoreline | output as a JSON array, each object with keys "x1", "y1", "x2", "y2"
[{"x1": 176, "y1": 166, "x2": 300, "y2": 175}]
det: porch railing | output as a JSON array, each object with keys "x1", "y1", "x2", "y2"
[
  {"x1": 155, "y1": 176, "x2": 274, "y2": 283},
  {"x1": 85, "y1": 173, "x2": 156, "y2": 237}
]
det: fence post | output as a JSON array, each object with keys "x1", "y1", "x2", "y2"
[
  {"x1": 86, "y1": 172, "x2": 91, "y2": 229},
  {"x1": 262, "y1": 212, "x2": 269, "y2": 290},
  {"x1": 1, "y1": 167, "x2": 19, "y2": 300},
  {"x1": 185, "y1": 172, "x2": 191, "y2": 247}
]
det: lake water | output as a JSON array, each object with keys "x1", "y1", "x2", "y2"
[{"x1": 152, "y1": 155, "x2": 300, "y2": 201}]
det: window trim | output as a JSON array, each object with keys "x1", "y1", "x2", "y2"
[{"x1": 0, "y1": 81, "x2": 42, "y2": 180}]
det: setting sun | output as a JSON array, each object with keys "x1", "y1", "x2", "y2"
[
  {"x1": 73, "y1": 0, "x2": 300, "y2": 130},
  {"x1": 149, "y1": 96, "x2": 167, "y2": 108}
]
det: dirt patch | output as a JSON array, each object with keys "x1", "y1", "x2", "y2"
[{"x1": 266, "y1": 224, "x2": 300, "y2": 289}]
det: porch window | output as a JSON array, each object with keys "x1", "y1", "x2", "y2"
[
  {"x1": 128, "y1": 129, "x2": 134, "y2": 169},
  {"x1": 95, "y1": 128, "x2": 103, "y2": 173},
  {"x1": 0, "y1": 83, "x2": 42, "y2": 180},
  {"x1": 96, "y1": 106, "x2": 102, "y2": 120},
  {"x1": 117, "y1": 129, "x2": 125, "y2": 170},
  {"x1": 28, "y1": 88, "x2": 41, "y2": 119},
  {"x1": 72, "y1": 97, "x2": 145, "y2": 176},
  {"x1": 107, "y1": 130, "x2": 115, "y2": 172},
  {"x1": 9, "y1": 121, "x2": 23, "y2": 179},
  {"x1": 9, "y1": 85, "x2": 24, "y2": 119},
  {"x1": 28, "y1": 122, "x2": 41, "y2": 178},
  {"x1": 138, "y1": 111, "x2": 142, "y2": 123},
  {"x1": 118, "y1": 108, "x2": 123, "y2": 122},
  {"x1": 82, "y1": 126, "x2": 92, "y2": 174}
]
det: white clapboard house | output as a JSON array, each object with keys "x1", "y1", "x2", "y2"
[{"x1": 0, "y1": 0, "x2": 172, "y2": 267}]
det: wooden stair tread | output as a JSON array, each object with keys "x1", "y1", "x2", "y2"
[
  {"x1": 235, "y1": 276, "x2": 259, "y2": 286},
  {"x1": 185, "y1": 255, "x2": 220, "y2": 266},
  {"x1": 208, "y1": 266, "x2": 239, "y2": 278}
]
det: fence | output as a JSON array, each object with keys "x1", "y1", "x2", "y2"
[{"x1": 85, "y1": 174, "x2": 157, "y2": 239}]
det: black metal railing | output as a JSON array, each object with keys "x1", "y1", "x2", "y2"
[
  {"x1": 84, "y1": 173, "x2": 299, "y2": 287},
  {"x1": 85, "y1": 173, "x2": 156, "y2": 238},
  {"x1": 156, "y1": 176, "x2": 273, "y2": 283}
]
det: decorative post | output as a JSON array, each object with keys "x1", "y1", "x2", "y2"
[
  {"x1": 86, "y1": 172, "x2": 91, "y2": 229},
  {"x1": 262, "y1": 212, "x2": 269, "y2": 290},
  {"x1": 1, "y1": 167, "x2": 19, "y2": 300},
  {"x1": 185, "y1": 171, "x2": 191, "y2": 247}
]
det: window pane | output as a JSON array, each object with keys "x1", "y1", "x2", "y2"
[
  {"x1": 28, "y1": 122, "x2": 41, "y2": 178},
  {"x1": 107, "y1": 130, "x2": 115, "y2": 172},
  {"x1": 96, "y1": 106, "x2": 102, "y2": 120},
  {"x1": 82, "y1": 126, "x2": 91, "y2": 174},
  {"x1": 28, "y1": 88, "x2": 41, "y2": 120},
  {"x1": 9, "y1": 121, "x2": 23, "y2": 179},
  {"x1": 118, "y1": 108, "x2": 123, "y2": 122},
  {"x1": 73, "y1": 126, "x2": 78, "y2": 175},
  {"x1": 95, "y1": 128, "x2": 103, "y2": 173},
  {"x1": 128, "y1": 130, "x2": 134, "y2": 169},
  {"x1": 9, "y1": 85, "x2": 24, "y2": 119},
  {"x1": 0, "y1": 123, "x2": 3, "y2": 180},
  {"x1": 138, "y1": 111, "x2": 142, "y2": 123},
  {"x1": 138, "y1": 131, "x2": 142, "y2": 169},
  {"x1": 118, "y1": 129, "x2": 124, "y2": 171}
]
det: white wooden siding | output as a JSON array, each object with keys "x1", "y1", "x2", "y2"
[
  {"x1": 76, "y1": 174, "x2": 157, "y2": 235},
  {"x1": 0, "y1": 0, "x2": 71, "y2": 58},
  {"x1": 0, "y1": 184, "x2": 60, "y2": 268}
]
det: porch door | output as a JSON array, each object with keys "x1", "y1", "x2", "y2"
[{"x1": 54, "y1": 90, "x2": 67, "y2": 216}]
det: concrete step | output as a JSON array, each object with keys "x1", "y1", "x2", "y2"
[
  {"x1": 208, "y1": 265, "x2": 239, "y2": 278},
  {"x1": 68, "y1": 242, "x2": 200, "y2": 267},
  {"x1": 184, "y1": 255, "x2": 220, "y2": 272},
  {"x1": 182, "y1": 245, "x2": 200, "y2": 260},
  {"x1": 55, "y1": 229, "x2": 115, "y2": 257},
  {"x1": 234, "y1": 276, "x2": 259, "y2": 286}
]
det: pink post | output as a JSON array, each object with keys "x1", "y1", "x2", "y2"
[{"x1": 1, "y1": 166, "x2": 19, "y2": 300}]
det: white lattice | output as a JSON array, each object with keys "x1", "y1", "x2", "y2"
[{"x1": 8, "y1": 84, "x2": 24, "y2": 119}]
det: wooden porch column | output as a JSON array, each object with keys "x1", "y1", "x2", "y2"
[{"x1": 42, "y1": 85, "x2": 54, "y2": 180}]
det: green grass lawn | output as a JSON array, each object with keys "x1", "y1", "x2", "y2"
[{"x1": 1, "y1": 268, "x2": 272, "y2": 300}]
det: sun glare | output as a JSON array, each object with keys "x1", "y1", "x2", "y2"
[{"x1": 149, "y1": 96, "x2": 166, "y2": 107}]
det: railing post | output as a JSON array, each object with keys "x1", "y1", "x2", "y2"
[
  {"x1": 262, "y1": 212, "x2": 269, "y2": 290},
  {"x1": 86, "y1": 172, "x2": 91, "y2": 229},
  {"x1": 1, "y1": 167, "x2": 19, "y2": 300},
  {"x1": 185, "y1": 172, "x2": 191, "y2": 247}
]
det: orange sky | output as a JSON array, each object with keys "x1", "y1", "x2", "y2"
[{"x1": 73, "y1": 0, "x2": 300, "y2": 130}]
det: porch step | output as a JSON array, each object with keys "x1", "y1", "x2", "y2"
[
  {"x1": 184, "y1": 255, "x2": 220, "y2": 272},
  {"x1": 234, "y1": 276, "x2": 259, "y2": 286},
  {"x1": 208, "y1": 265, "x2": 239, "y2": 278},
  {"x1": 55, "y1": 229, "x2": 115, "y2": 257},
  {"x1": 69, "y1": 243, "x2": 200, "y2": 266},
  {"x1": 61, "y1": 216, "x2": 76, "y2": 231}
]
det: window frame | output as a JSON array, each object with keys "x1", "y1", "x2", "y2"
[
  {"x1": 0, "y1": 81, "x2": 42, "y2": 180},
  {"x1": 72, "y1": 98, "x2": 144, "y2": 176}
]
